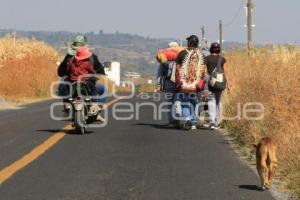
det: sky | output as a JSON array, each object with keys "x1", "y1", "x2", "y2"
[{"x1": 0, "y1": 0, "x2": 299, "y2": 44}]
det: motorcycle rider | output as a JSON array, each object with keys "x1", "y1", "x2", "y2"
[
  {"x1": 57, "y1": 35, "x2": 106, "y2": 115},
  {"x1": 67, "y1": 46, "x2": 102, "y2": 120}
]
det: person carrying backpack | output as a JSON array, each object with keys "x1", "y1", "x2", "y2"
[
  {"x1": 156, "y1": 42, "x2": 182, "y2": 127},
  {"x1": 205, "y1": 42, "x2": 231, "y2": 130},
  {"x1": 156, "y1": 42, "x2": 181, "y2": 91},
  {"x1": 175, "y1": 35, "x2": 205, "y2": 130}
]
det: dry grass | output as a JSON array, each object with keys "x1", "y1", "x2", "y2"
[
  {"x1": 224, "y1": 46, "x2": 300, "y2": 198},
  {"x1": 0, "y1": 34, "x2": 60, "y2": 102},
  {"x1": 137, "y1": 83, "x2": 156, "y2": 93},
  {"x1": 0, "y1": 34, "x2": 117, "y2": 102},
  {"x1": 0, "y1": 34, "x2": 59, "y2": 65}
]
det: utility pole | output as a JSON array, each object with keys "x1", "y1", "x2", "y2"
[
  {"x1": 219, "y1": 20, "x2": 223, "y2": 51},
  {"x1": 247, "y1": 0, "x2": 254, "y2": 50},
  {"x1": 201, "y1": 26, "x2": 205, "y2": 42}
]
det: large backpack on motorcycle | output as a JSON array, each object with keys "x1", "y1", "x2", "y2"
[
  {"x1": 209, "y1": 56, "x2": 227, "y2": 91},
  {"x1": 175, "y1": 49, "x2": 204, "y2": 93}
]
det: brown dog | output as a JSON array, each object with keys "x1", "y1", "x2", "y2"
[{"x1": 253, "y1": 137, "x2": 278, "y2": 190}]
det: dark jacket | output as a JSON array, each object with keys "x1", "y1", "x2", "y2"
[
  {"x1": 58, "y1": 54, "x2": 105, "y2": 77},
  {"x1": 67, "y1": 58, "x2": 96, "y2": 82}
]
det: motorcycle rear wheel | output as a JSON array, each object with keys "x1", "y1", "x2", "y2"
[{"x1": 74, "y1": 109, "x2": 86, "y2": 134}]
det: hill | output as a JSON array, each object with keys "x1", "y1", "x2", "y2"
[
  {"x1": 0, "y1": 29, "x2": 173, "y2": 77},
  {"x1": 0, "y1": 29, "x2": 247, "y2": 77}
]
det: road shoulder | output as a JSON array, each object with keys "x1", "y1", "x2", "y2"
[{"x1": 219, "y1": 129, "x2": 293, "y2": 200}]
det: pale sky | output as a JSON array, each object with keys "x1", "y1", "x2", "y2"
[{"x1": 0, "y1": 0, "x2": 299, "y2": 44}]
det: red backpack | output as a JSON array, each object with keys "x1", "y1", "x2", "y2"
[{"x1": 156, "y1": 47, "x2": 182, "y2": 63}]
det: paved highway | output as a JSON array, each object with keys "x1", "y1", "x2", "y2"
[{"x1": 0, "y1": 97, "x2": 277, "y2": 200}]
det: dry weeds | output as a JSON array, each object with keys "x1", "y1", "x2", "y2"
[
  {"x1": 224, "y1": 46, "x2": 300, "y2": 198},
  {"x1": 0, "y1": 34, "x2": 60, "y2": 101}
]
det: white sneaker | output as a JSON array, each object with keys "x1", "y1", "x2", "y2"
[
  {"x1": 214, "y1": 124, "x2": 221, "y2": 130},
  {"x1": 210, "y1": 123, "x2": 216, "y2": 130}
]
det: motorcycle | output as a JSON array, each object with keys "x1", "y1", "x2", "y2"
[{"x1": 69, "y1": 81, "x2": 99, "y2": 134}]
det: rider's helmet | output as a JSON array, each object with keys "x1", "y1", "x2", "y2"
[
  {"x1": 186, "y1": 35, "x2": 199, "y2": 48},
  {"x1": 68, "y1": 35, "x2": 87, "y2": 55},
  {"x1": 209, "y1": 42, "x2": 221, "y2": 54}
]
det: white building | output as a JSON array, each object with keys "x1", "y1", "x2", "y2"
[
  {"x1": 105, "y1": 61, "x2": 121, "y2": 86},
  {"x1": 124, "y1": 71, "x2": 141, "y2": 79}
]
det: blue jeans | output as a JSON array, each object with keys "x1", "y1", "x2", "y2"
[
  {"x1": 157, "y1": 64, "x2": 164, "y2": 87},
  {"x1": 176, "y1": 93, "x2": 199, "y2": 126},
  {"x1": 95, "y1": 83, "x2": 107, "y2": 104},
  {"x1": 58, "y1": 79, "x2": 107, "y2": 105},
  {"x1": 157, "y1": 62, "x2": 175, "y2": 91},
  {"x1": 164, "y1": 80, "x2": 176, "y2": 124},
  {"x1": 58, "y1": 77, "x2": 70, "y2": 103}
]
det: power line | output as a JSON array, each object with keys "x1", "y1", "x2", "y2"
[
  {"x1": 224, "y1": 0, "x2": 246, "y2": 27},
  {"x1": 205, "y1": 0, "x2": 246, "y2": 42}
]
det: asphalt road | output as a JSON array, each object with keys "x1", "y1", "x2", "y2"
[{"x1": 0, "y1": 96, "x2": 277, "y2": 200}]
